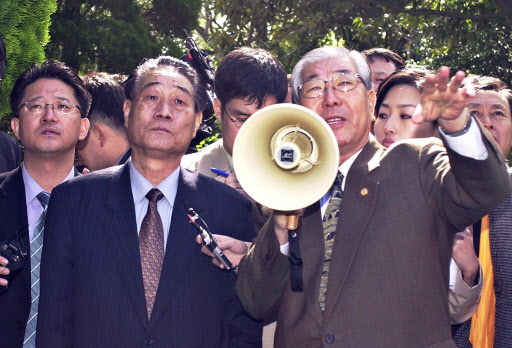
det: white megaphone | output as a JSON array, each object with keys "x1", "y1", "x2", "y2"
[{"x1": 233, "y1": 104, "x2": 340, "y2": 226}]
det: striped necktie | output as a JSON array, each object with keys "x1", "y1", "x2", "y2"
[
  {"x1": 319, "y1": 172, "x2": 344, "y2": 311},
  {"x1": 23, "y1": 191, "x2": 50, "y2": 347}
]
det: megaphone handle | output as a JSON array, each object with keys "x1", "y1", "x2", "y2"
[{"x1": 287, "y1": 215, "x2": 299, "y2": 230}]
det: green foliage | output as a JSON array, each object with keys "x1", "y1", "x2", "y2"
[
  {"x1": 0, "y1": 0, "x2": 57, "y2": 126},
  {"x1": 191, "y1": 0, "x2": 512, "y2": 144},
  {"x1": 197, "y1": 0, "x2": 512, "y2": 86},
  {"x1": 45, "y1": 0, "x2": 163, "y2": 75},
  {"x1": 45, "y1": 0, "x2": 201, "y2": 75}
]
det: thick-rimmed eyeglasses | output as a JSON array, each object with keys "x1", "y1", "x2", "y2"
[
  {"x1": 299, "y1": 72, "x2": 362, "y2": 99},
  {"x1": 20, "y1": 100, "x2": 81, "y2": 115},
  {"x1": 223, "y1": 107, "x2": 248, "y2": 129}
]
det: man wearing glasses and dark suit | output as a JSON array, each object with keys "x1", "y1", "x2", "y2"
[{"x1": 0, "y1": 61, "x2": 90, "y2": 348}]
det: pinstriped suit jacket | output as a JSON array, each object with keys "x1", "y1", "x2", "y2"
[
  {"x1": 37, "y1": 164, "x2": 262, "y2": 348},
  {"x1": 453, "y1": 170, "x2": 512, "y2": 348},
  {"x1": 0, "y1": 168, "x2": 30, "y2": 348},
  {"x1": 0, "y1": 166, "x2": 79, "y2": 348}
]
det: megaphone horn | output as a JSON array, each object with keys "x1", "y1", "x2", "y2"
[{"x1": 233, "y1": 104, "x2": 340, "y2": 215}]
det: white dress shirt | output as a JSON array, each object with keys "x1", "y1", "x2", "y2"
[
  {"x1": 22, "y1": 164, "x2": 75, "y2": 241},
  {"x1": 129, "y1": 160, "x2": 179, "y2": 250}
]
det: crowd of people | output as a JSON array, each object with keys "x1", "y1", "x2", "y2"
[{"x1": 0, "y1": 31, "x2": 511, "y2": 348}]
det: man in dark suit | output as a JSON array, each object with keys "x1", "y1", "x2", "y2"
[
  {"x1": 37, "y1": 56, "x2": 261, "y2": 347},
  {"x1": 452, "y1": 76, "x2": 512, "y2": 347},
  {"x1": 235, "y1": 47, "x2": 511, "y2": 347},
  {"x1": 0, "y1": 61, "x2": 91, "y2": 348},
  {"x1": 76, "y1": 72, "x2": 131, "y2": 171}
]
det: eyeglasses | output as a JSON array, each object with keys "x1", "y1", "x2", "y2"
[
  {"x1": 299, "y1": 72, "x2": 362, "y2": 99},
  {"x1": 222, "y1": 107, "x2": 248, "y2": 129},
  {"x1": 20, "y1": 100, "x2": 81, "y2": 115}
]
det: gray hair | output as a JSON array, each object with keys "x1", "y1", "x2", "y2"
[{"x1": 291, "y1": 46, "x2": 372, "y2": 102}]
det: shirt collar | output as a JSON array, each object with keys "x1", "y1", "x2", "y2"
[
  {"x1": 338, "y1": 148, "x2": 363, "y2": 190},
  {"x1": 22, "y1": 163, "x2": 75, "y2": 206},
  {"x1": 128, "y1": 159, "x2": 179, "y2": 206}
]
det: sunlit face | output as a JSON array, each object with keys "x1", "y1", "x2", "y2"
[
  {"x1": 214, "y1": 96, "x2": 278, "y2": 156},
  {"x1": 468, "y1": 90, "x2": 512, "y2": 156},
  {"x1": 374, "y1": 84, "x2": 437, "y2": 147},
  {"x1": 124, "y1": 68, "x2": 202, "y2": 160},
  {"x1": 298, "y1": 57, "x2": 375, "y2": 161},
  {"x1": 369, "y1": 57, "x2": 397, "y2": 91},
  {"x1": 11, "y1": 78, "x2": 89, "y2": 157}
]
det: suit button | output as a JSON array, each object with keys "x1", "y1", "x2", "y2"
[
  {"x1": 144, "y1": 338, "x2": 154, "y2": 346},
  {"x1": 325, "y1": 333, "x2": 335, "y2": 344},
  {"x1": 16, "y1": 321, "x2": 25, "y2": 330}
]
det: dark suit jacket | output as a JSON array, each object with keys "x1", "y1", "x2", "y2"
[
  {"x1": 0, "y1": 131, "x2": 21, "y2": 174},
  {"x1": 0, "y1": 168, "x2": 30, "y2": 348},
  {"x1": 0, "y1": 166, "x2": 80, "y2": 348},
  {"x1": 236, "y1": 131, "x2": 511, "y2": 348},
  {"x1": 37, "y1": 164, "x2": 262, "y2": 348}
]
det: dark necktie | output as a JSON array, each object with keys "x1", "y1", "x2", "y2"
[
  {"x1": 319, "y1": 172, "x2": 344, "y2": 311},
  {"x1": 24, "y1": 191, "x2": 50, "y2": 347},
  {"x1": 139, "y1": 188, "x2": 165, "y2": 319}
]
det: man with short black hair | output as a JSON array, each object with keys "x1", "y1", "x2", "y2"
[
  {"x1": 362, "y1": 47, "x2": 405, "y2": 91},
  {"x1": 76, "y1": 72, "x2": 130, "y2": 171},
  {"x1": 0, "y1": 60, "x2": 90, "y2": 348},
  {"x1": 182, "y1": 47, "x2": 287, "y2": 182}
]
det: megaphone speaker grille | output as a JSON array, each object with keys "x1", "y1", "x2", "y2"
[{"x1": 233, "y1": 104, "x2": 340, "y2": 211}]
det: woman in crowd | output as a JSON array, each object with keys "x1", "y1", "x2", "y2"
[{"x1": 374, "y1": 68, "x2": 439, "y2": 146}]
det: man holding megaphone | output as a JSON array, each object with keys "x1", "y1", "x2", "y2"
[{"x1": 234, "y1": 46, "x2": 511, "y2": 348}]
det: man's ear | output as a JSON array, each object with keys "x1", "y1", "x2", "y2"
[
  {"x1": 11, "y1": 118, "x2": 20, "y2": 140},
  {"x1": 368, "y1": 89, "x2": 376, "y2": 122},
  {"x1": 95, "y1": 123, "x2": 108, "y2": 147},
  {"x1": 213, "y1": 98, "x2": 222, "y2": 123},
  {"x1": 123, "y1": 100, "x2": 131, "y2": 128},
  {"x1": 78, "y1": 118, "x2": 90, "y2": 141},
  {"x1": 194, "y1": 112, "x2": 203, "y2": 136}
]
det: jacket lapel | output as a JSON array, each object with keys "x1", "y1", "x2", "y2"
[
  {"x1": 102, "y1": 164, "x2": 148, "y2": 327},
  {"x1": 148, "y1": 168, "x2": 203, "y2": 327},
  {"x1": 323, "y1": 139, "x2": 384, "y2": 320}
]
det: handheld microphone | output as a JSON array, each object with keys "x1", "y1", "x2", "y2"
[{"x1": 187, "y1": 208, "x2": 232, "y2": 270}]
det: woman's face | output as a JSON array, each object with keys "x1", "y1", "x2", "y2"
[{"x1": 374, "y1": 84, "x2": 438, "y2": 147}]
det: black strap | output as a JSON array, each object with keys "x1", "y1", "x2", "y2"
[
  {"x1": 288, "y1": 226, "x2": 303, "y2": 292},
  {"x1": 473, "y1": 219, "x2": 482, "y2": 257}
]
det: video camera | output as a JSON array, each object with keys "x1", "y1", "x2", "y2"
[{"x1": 180, "y1": 30, "x2": 216, "y2": 152}]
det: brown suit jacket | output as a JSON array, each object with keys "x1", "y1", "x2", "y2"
[{"x1": 236, "y1": 131, "x2": 511, "y2": 348}]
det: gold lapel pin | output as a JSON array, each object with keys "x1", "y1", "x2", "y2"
[{"x1": 360, "y1": 188, "x2": 368, "y2": 196}]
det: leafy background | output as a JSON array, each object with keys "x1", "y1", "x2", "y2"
[{"x1": 1, "y1": 0, "x2": 511, "y2": 158}]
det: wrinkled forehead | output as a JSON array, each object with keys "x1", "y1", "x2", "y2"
[
  {"x1": 136, "y1": 67, "x2": 194, "y2": 96},
  {"x1": 302, "y1": 56, "x2": 357, "y2": 82},
  {"x1": 471, "y1": 90, "x2": 511, "y2": 114}
]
